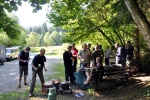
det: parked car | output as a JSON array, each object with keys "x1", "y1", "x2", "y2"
[
  {"x1": 6, "y1": 46, "x2": 21, "y2": 61},
  {"x1": 0, "y1": 44, "x2": 6, "y2": 65}
]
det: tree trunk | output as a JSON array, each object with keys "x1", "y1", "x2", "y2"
[
  {"x1": 124, "y1": 0, "x2": 150, "y2": 49},
  {"x1": 134, "y1": 29, "x2": 142, "y2": 72}
]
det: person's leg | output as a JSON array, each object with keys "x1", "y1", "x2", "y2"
[
  {"x1": 84, "y1": 71, "x2": 92, "y2": 84},
  {"x1": 29, "y1": 71, "x2": 37, "y2": 94},
  {"x1": 65, "y1": 66, "x2": 69, "y2": 81},
  {"x1": 105, "y1": 58, "x2": 107, "y2": 65},
  {"x1": 18, "y1": 66, "x2": 23, "y2": 88},
  {"x1": 69, "y1": 67, "x2": 74, "y2": 84},
  {"x1": 73, "y1": 63, "x2": 77, "y2": 72},
  {"x1": 72, "y1": 63, "x2": 77, "y2": 81},
  {"x1": 24, "y1": 66, "x2": 28, "y2": 85},
  {"x1": 38, "y1": 72, "x2": 45, "y2": 85}
]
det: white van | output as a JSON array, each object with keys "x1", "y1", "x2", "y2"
[{"x1": 6, "y1": 46, "x2": 21, "y2": 61}]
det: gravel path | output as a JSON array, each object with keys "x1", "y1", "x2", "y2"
[{"x1": 0, "y1": 53, "x2": 62, "y2": 93}]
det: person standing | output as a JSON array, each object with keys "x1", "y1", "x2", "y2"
[
  {"x1": 18, "y1": 47, "x2": 31, "y2": 88},
  {"x1": 91, "y1": 44, "x2": 103, "y2": 67},
  {"x1": 105, "y1": 46, "x2": 115, "y2": 66},
  {"x1": 78, "y1": 44, "x2": 90, "y2": 68},
  {"x1": 29, "y1": 49, "x2": 47, "y2": 97},
  {"x1": 71, "y1": 43, "x2": 78, "y2": 73},
  {"x1": 63, "y1": 45, "x2": 74, "y2": 84},
  {"x1": 126, "y1": 41, "x2": 134, "y2": 67},
  {"x1": 87, "y1": 43, "x2": 92, "y2": 65},
  {"x1": 99, "y1": 45, "x2": 104, "y2": 60},
  {"x1": 115, "y1": 43, "x2": 126, "y2": 67}
]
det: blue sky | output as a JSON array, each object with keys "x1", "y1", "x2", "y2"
[{"x1": 14, "y1": 2, "x2": 50, "y2": 28}]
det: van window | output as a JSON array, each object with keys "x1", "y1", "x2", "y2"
[{"x1": 6, "y1": 49, "x2": 12, "y2": 53}]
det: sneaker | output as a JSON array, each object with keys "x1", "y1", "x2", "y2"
[
  {"x1": 29, "y1": 93, "x2": 32, "y2": 97},
  {"x1": 24, "y1": 83, "x2": 29, "y2": 86},
  {"x1": 18, "y1": 84, "x2": 21, "y2": 88}
]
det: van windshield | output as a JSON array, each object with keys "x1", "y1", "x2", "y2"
[{"x1": 6, "y1": 49, "x2": 12, "y2": 53}]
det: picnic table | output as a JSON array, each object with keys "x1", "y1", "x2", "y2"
[{"x1": 78, "y1": 65, "x2": 137, "y2": 84}]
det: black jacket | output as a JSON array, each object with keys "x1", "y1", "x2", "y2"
[{"x1": 63, "y1": 51, "x2": 72, "y2": 66}]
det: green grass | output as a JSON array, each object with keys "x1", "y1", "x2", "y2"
[
  {"x1": 0, "y1": 90, "x2": 29, "y2": 100},
  {"x1": 30, "y1": 46, "x2": 65, "y2": 57},
  {"x1": 47, "y1": 62, "x2": 65, "y2": 81}
]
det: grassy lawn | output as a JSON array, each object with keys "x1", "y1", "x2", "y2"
[{"x1": 30, "y1": 45, "x2": 68, "y2": 57}]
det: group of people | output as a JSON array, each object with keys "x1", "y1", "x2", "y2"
[
  {"x1": 63, "y1": 41, "x2": 134, "y2": 84},
  {"x1": 17, "y1": 47, "x2": 47, "y2": 97},
  {"x1": 17, "y1": 41, "x2": 134, "y2": 96}
]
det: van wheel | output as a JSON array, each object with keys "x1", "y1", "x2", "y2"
[{"x1": 10, "y1": 57, "x2": 12, "y2": 61}]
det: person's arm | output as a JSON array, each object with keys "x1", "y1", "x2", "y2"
[
  {"x1": 31, "y1": 62, "x2": 38, "y2": 71},
  {"x1": 43, "y1": 56, "x2": 47, "y2": 71},
  {"x1": 43, "y1": 64, "x2": 47, "y2": 71},
  {"x1": 77, "y1": 50, "x2": 81, "y2": 60},
  {"x1": 101, "y1": 50, "x2": 104, "y2": 58},
  {"x1": 32, "y1": 56, "x2": 38, "y2": 71}
]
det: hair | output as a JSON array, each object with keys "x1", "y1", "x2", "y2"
[
  {"x1": 115, "y1": 43, "x2": 119, "y2": 47},
  {"x1": 127, "y1": 41, "x2": 131, "y2": 44},
  {"x1": 96, "y1": 57, "x2": 102, "y2": 64},
  {"x1": 82, "y1": 43, "x2": 87, "y2": 48},
  {"x1": 87, "y1": 43, "x2": 91, "y2": 46},
  {"x1": 40, "y1": 48, "x2": 45, "y2": 52},
  {"x1": 25, "y1": 47, "x2": 30, "y2": 51},
  {"x1": 67, "y1": 45, "x2": 72, "y2": 49}
]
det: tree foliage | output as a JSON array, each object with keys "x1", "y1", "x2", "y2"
[
  {"x1": 0, "y1": 0, "x2": 49, "y2": 38},
  {"x1": 26, "y1": 32, "x2": 40, "y2": 47},
  {"x1": 47, "y1": 0, "x2": 135, "y2": 47}
]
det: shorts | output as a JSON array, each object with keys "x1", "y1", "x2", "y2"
[{"x1": 19, "y1": 66, "x2": 28, "y2": 76}]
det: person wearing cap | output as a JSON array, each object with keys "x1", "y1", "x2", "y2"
[
  {"x1": 18, "y1": 47, "x2": 31, "y2": 88},
  {"x1": 63, "y1": 45, "x2": 74, "y2": 84}
]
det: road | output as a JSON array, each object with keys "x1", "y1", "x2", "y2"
[{"x1": 0, "y1": 53, "x2": 62, "y2": 93}]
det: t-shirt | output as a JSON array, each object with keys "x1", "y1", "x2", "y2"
[
  {"x1": 91, "y1": 50, "x2": 103, "y2": 66},
  {"x1": 78, "y1": 49, "x2": 90, "y2": 64},
  {"x1": 105, "y1": 49, "x2": 114, "y2": 58},
  {"x1": 116, "y1": 47, "x2": 125, "y2": 60},
  {"x1": 32, "y1": 54, "x2": 46, "y2": 72},
  {"x1": 126, "y1": 46, "x2": 134, "y2": 59},
  {"x1": 18, "y1": 50, "x2": 29, "y2": 66},
  {"x1": 71, "y1": 48, "x2": 78, "y2": 63}
]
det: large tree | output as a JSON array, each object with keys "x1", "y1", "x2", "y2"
[
  {"x1": 47, "y1": 0, "x2": 134, "y2": 47},
  {"x1": 124, "y1": 0, "x2": 150, "y2": 49}
]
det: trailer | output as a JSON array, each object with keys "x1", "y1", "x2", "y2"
[{"x1": 0, "y1": 45, "x2": 6, "y2": 65}]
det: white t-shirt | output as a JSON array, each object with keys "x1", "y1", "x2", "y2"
[{"x1": 78, "y1": 49, "x2": 90, "y2": 64}]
